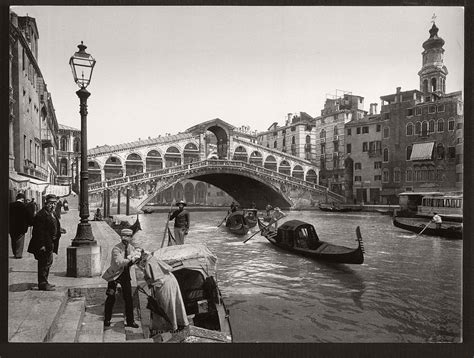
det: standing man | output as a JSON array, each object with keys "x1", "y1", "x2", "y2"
[
  {"x1": 27, "y1": 194, "x2": 64, "y2": 291},
  {"x1": 102, "y1": 228, "x2": 140, "y2": 328},
  {"x1": 169, "y1": 200, "x2": 190, "y2": 245},
  {"x1": 55, "y1": 198, "x2": 63, "y2": 219},
  {"x1": 432, "y1": 212, "x2": 442, "y2": 229},
  {"x1": 9, "y1": 193, "x2": 30, "y2": 259}
]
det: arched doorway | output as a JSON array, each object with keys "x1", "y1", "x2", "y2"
[
  {"x1": 249, "y1": 151, "x2": 263, "y2": 166},
  {"x1": 264, "y1": 155, "x2": 277, "y2": 171},
  {"x1": 104, "y1": 156, "x2": 123, "y2": 180},
  {"x1": 146, "y1": 150, "x2": 163, "y2": 171},
  {"x1": 292, "y1": 165, "x2": 304, "y2": 179},
  {"x1": 232, "y1": 146, "x2": 248, "y2": 162},
  {"x1": 125, "y1": 153, "x2": 143, "y2": 176},
  {"x1": 88, "y1": 160, "x2": 102, "y2": 183},
  {"x1": 279, "y1": 160, "x2": 291, "y2": 176},
  {"x1": 184, "y1": 143, "x2": 200, "y2": 164},
  {"x1": 165, "y1": 146, "x2": 182, "y2": 167},
  {"x1": 305, "y1": 169, "x2": 317, "y2": 183},
  {"x1": 205, "y1": 126, "x2": 228, "y2": 159}
]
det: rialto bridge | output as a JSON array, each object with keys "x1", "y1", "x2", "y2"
[{"x1": 86, "y1": 118, "x2": 345, "y2": 212}]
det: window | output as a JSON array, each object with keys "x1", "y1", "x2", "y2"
[
  {"x1": 437, "y1": 119, "x2": 444, "y2": 132},
  {"x1": 356, "y1": 127, "x2": 361, "y2": 134},
  {"x1": 448, "y1": 119, "x2": 455, "y2": 131},
  {"x1": 362, "y1": 126, "x2": 369, "y2": 134},
  {"x1": 362, "y1": 142, "x2": 368, "y2": 152},
  {"x1": 406, "y1": 168, "x2": 413, "y2": 182},
  {"x1": 334, "y1": 126, "x2": 338, "y2": 135},
  {"x1": 394, "y1": 168, "x2": 401, "y2": 182},
  {"x1": 320, "y1": 143, "x2": 326, "y2": 154},
  {"x1": 355, "y1": 163, "x2": 362, "y2": 170},
  {"x1": 347, "y1": 128, "x2": 352, "y2": 136},
  {"x1": 292, "y1": 136, "x2": 296, "y2": 145},
  {"x1": 437, "y1": 104, "x2": 445, "y2": 112},
  {"x1": 346, "y1": 143, "x2": 351, "y2": 153},
  {"x1": 429, "y1": 105, "x2": 436, "y2": 114},
  {"x1": 428, "y1": 168, "x2": 435, "y2": 180},
  {"x1": 421, "y1": 121, "x2": 428, "y2": 136},
  {"x1": 376, "y1": 124, "x2": 381, "y2": 132},
  {"x1": 407, "y1": 108, "x2": 414, "y2": 116},
  {"x1": 355, "y1": 175, "x2": 362, "y2": 182},
  {"x1": 406, "y1": 123, "x2": 413, "y2": 136},
  {"x1": 374, "y1": 161, "x2": 382, "y2": 169},
  {"x1": 282, "y1": 138, "x2": 286, "y2": 147},
  {"x1": 273, "y1": 141, "x2": 277, "y2": 148},
  {"x1": 448, "y1": 146, "x2": 456, "y2": 159},
  {"x1": 333, "y1": 141, "x2": 339, "y2": 152},
  {"x1": 415, "y1": 122, "x2": 421, "y2": 135},
  {"x1": 320, "y1": 129, "x2": 326, "y2": 138},
  {"x1": 291, "y1": 126, "x2": 296, "y2": 132},
  {"x1": 384, "y1": 112, "x2": 390, "y2": 120},
  {"x1": 437, "y1": 144, "x2": 445, "y2": 160},
  {"x1": 383, "y1": 127, "x2": 389, "y2": 138},
  {"x1": 429, "y1": 120, "x2": 435, "y2": 133},
  {"x1": 374, "y1": 175, "x2": 382, "y2": 181},
  {"x1": 415, "y1": 107, "x2": 422, "y2": 116},
  {"x1": 383, "y1": 148, "x2": 389, "y2": 162},
  {"x1": 382, "y1": 169, "x2": 389, "y2": 182},
  {"x1": 406, "y1": 145, "x2": 412, "y2": 160}
]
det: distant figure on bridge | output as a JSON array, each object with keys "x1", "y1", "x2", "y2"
[{"x1": 169, "y1": 200, "x2": 190, "y2": 245}]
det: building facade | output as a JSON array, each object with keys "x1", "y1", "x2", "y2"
[
  {"x1": 57, "y1": 124, "x2": 81, "y2": 193},
  {"x1": 379, "y1": 22, "x2": 463, "y2": 204}
]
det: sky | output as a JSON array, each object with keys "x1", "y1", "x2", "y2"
[{"x1": 11, "y1": 6, "x2": 464, "y2": 149}]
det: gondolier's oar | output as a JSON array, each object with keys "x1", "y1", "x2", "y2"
[
  {"x1": 217, "y1": 210, "x2": 230, "y2": 227},
  {"x1": 161, "y1": 200, "x2": 175, "y2": 248},
  {"x1": 415, "y1": 220, "x2": 432, "y2": 238},
  {"x1": 243, "y1": 214, "x2": 286, "y2": 243}
]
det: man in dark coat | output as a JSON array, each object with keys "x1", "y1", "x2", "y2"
[
  {"x1": 169, "y1": 200, "x2": 190, "y2": 245},
  {"x1": 27, "y1": 194, "x2": 64, "y2": 291},
  {"x1": 54, "y1": 199, "x2": 63, "y2": 219},
  {"x1": 9, "y1": 193, "x2": 30, "y2": 258}
]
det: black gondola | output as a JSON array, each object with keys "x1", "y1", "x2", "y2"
[
  {"x1": 225, "y1": 211, "x2": 250, "y2": 235},
  {"x1": 392, "y1": 216, "x2": 462, "y2": 240}
]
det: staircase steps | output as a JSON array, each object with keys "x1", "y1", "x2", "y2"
[
  {"x1": 77, "y1": 303, "x2": 105, "y2": 342},
  {"x1": 49, "y1": 296, "x2": 86, "y2": 342}
]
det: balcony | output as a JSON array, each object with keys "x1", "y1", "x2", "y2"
[
  {"x1": 23, "y1": 159, "x2": 48, "y2": 181},
  {"x1": 41, "y1": 129, "x2": 54, "y2": 148},
  {"x1": 368, "y1": 149, "x2": 382, "y2": 158}
]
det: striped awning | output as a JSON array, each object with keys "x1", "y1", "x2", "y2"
[{"x1": 410, "y1": 142, "x2": 434, "y2": 161}]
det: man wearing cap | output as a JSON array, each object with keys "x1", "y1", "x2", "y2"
[
  {"x1": 27, "y1": 194, "x2": 64, "y2": 291},
  {"x1": 102, "y1": 228, "x2": 140, "y2": 328},
  {"x1": 9, "y1": 193, "x2": 30, "y2": 259},
  {"x1": 169, "y1": 200, "x2": 190, "y2": 245}
]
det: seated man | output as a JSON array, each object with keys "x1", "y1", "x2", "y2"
[
  {"x1": 136, "y1": 250, "x2": 189, "y2": 333},
  {"x1": 93, "y1": 208, "x2": 103, "y2": 221}
]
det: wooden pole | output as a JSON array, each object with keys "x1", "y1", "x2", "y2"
[
  {"x1": 126, "y1": 188, "x2": 130, "y2": 216},
  {"x1": 117, "y1": 189, "x2": 121, "y2": 215}
]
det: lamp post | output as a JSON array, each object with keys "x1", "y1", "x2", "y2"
[{"x1": 67, "y1": 42, "x2": 100, "y2": 277}]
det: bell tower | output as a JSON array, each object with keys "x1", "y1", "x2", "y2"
[{"x1": 418, "y1": 15, "x2": 448, "y2": 100}]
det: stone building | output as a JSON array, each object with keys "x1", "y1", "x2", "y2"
[
  {"x1": 57, "y1": 124, "x2": 81, "y2": 193},
  {"x1": 379, "y1": 22, "x2": 463, "y2": 204},
  {"x1": 8, "y1": 12, "x2": 61, "y2": 204}
]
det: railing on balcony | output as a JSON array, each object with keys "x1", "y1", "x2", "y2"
[
  {"x1": 23, "y1": 159, "x2": 49, "y2": 181},
  {"x1": 41, "y1": 128, "x2": 53, "y2": 148}
]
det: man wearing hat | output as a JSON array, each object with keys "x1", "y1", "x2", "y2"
[
  {"x1": 27, "y1": 194, "x2": 64, "y2": 291},
  {"x1": 169, "y1": 200, "x2": 190, "y2": 245},
  {"x1": 102, "y1": 228, "x2": 140, "y2": 328},
  {"x1": 9, "y1": 192, "x2": 30, "y2": 258}
]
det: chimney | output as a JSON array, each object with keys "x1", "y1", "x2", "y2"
[{"x1": 370, "y1": 103, "x2": 378, "y2": 115}]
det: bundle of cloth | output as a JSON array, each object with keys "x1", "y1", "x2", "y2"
[{"x1": 134, "y1": 249, "x2": 189, "y2": 333}]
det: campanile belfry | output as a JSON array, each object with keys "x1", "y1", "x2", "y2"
[{"x1": 418, "y1": 18, "x2": 448, "y2": 99}]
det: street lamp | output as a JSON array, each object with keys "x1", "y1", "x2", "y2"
[
  {"x1": 70, "y1": 41, "x2": 96, "y2": 245},
  {"x1": 67, "y1": 42, "x2": 100, "y2": 278}
]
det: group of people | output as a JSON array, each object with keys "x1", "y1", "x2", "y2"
[{"x1": 9, "y1": 193, "x2": 67, "y2": 291}]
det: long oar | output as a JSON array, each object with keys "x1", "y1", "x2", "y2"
[
  {"x1": 243, "y1": 214, "x2": 286, "y2": 244},
  {"x1": 217, "y1": 211, "x2": 230, "y2": 227},
  {"x1": 161, "y1": 200, "x2": 174, "y2": 248},
  {"x1": 415, "y1": 220, "x2": 432, "y2": 238}
]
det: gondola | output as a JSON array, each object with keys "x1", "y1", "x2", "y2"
[
  {"x1": 257, "y1": 218, "x2": 365, "y2": 264},
  {"x1": 225, "y1": 211, "x2": 250, "y2": 235},
  {"x1": 110, "y1": 214, "x2": 142, "y2": 236},
  {"x1": 318, "y1": 203, "x2": 362, "y2": 212},
  {"x1": 392, "y1": 216, "x2": 462, "y2": 240},
  {"x1": 242, "y1": 209, "x2": 258, "y2": 228},
  {"x1": 141, "y1": 244, "x2": 232, "y2": 343}
]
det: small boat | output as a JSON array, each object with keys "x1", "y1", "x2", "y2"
[
  {"x1": 392, "y1": 217, "x2": 462, "y2": 240},
  {"x1": 318, "y1": 203, "x2": 362, "y2": 212},
  {"x1": 242, "y1": 209, "x2": 258, "y2": 228},
  {"x1": 225, "y1": 211, "x2": 250, "y2": 235},
  {"x1": 141, "y1": 244, "x2": 232, "y2": 343},
  {"x1": 375, "y1": 208, "x2": 394, "y2": 216},
  {"x1": 257, "y1": 218, "x2": 365, "y2": 264},
  {"x1": 110, "y1": 214, "x2": 142, "y2": 236}
]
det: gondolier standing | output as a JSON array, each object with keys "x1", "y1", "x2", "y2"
[
  {"x1": 169, "y1": 200, "x2": 190, "y2": 245},
  {"x1": 432, "y1": 212, "x2": 442, "y2": 229}
]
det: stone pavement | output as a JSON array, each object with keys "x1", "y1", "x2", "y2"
[{"x1": 8, "y1": 199, "x2": 123, "y2": 342}]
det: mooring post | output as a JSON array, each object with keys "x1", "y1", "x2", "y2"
[
  {"x1": 117, "y1": 189, "x2": 121, "y2": 215},
  {"x1": 126, "y1": 188, "x2": 130, "y2": 216},
  {"x1": 103, "y1": 189, "x2": 107, "y2": 218},
  {"x1": 106, "y1": 189, "x2": 111, "y2": 218}
]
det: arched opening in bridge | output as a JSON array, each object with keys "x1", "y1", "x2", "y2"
[
  {"x1": 104, "y1": 156, "x2": 123, "y2": 180},
  {"x1": 205, "y1": 126, "x2": 228, "y2": 159},
  {"x1": 126, "y1": 153, "x2": 144, "y2": 176},
  {"x1": 165, "y1": 146, "x2": 182, "y2": 167},
  {"x1": 233, "y1": 146, "x2": 248, "y2": 162},
  {"x1": 292, "y1": 165, "x2": 304, "y2": 179},
  {"x1": 184, "y1": 182, "x2": 194, "y2": 203},
  {"x1": 305, "y1": 169, "x2": 318, "y2": 184},
  {"x1": 88, "y1": 160, "x2": 102, "y2": 183},
  {"x1": 264, "y1": 155, "x2": 277, "y2": 171},
  {"x1": 146, "y1": 150, "x2": 163, "y2": 171},
  {"x1": 249, "y1": 150, "x2": 263, "y2": 166},
  {"x1": 184, "y1": 143, "x2": 200, "y2": 164},
  {"x1": 279, "y1": 160, "x2": 291, "y2": 176}
]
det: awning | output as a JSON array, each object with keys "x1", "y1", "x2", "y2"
[
  {"x1": 28, "y1": 177, "x2": 50, "y2": 192},
  {"x1": 9, "y1": 173, "x2": 49, "y2": 192},
  {"x1": 45, "y1": 184, "x2": 71, "y2": 198},
  {"x1": 410, "y1": 142, "x2": 434, "y2": 161}
]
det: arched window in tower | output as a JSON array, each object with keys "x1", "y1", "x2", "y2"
[
  {"x1": 431, "y1": 78, "x2": 437, "y2": 92},
  {"x1": 383, "y1": 148, "x2": 389, "y2": 162},
  {"x1": 60, "y1": 137, "x2": 67, "y2": 151},
  {"x1": 423, "y1": 79, "x2": 428, "y2": 93}
]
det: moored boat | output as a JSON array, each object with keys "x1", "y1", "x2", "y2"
[
  {"x1": 257, "y1": 218, "x2": 365, "y2": 264},
  {"x1": 140, "y1": 244, "x2": 232, "y2": 343},
  {"x1": 242, "y1": 209, "x2": 258, "y2": 228},
  {"x1": 225, "y1": 211, "x2": 250, "y2": 235},
  {"x1": 318, "y1": 203, "x2": 363, "y2": 212},
  {"x1": 392, "y1": 216, "x2": 462, "y2": 240}
]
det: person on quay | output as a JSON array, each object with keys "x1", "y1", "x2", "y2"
[
  {"x1": 27, "y1": 194, "x2": 65, "y2": 291},
  {"x1": 54, "y1": 198, "x2": 63, "y2": 219},
  {"x1": 102, "y1": 228, "x2": 140, "y2": 328},
  {"x1": 136, "y1": 250, "x2": 189, "y2": 334},
  {"x1": 432, "y1": 212, "x2": 442, "y2": 229},
  {"x1": 63, "y1": 198, "x2": 69, "y2": 212},
  {"x1": 169, "y1": 200, "x2": 190, "y2": 245},
  {"x1": 93, "y1": 208, "x2": 103, "y2": 221},
  {"x1": 9, "y1": 193, "x2": 30, "y2": 259},
  {"x1": 25, "y1": 197, "x2": 38, "y2": 240}
]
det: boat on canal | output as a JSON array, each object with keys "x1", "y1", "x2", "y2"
[
  {"x1": 392, "y1": 216, "x2": 462, "y2": 240},
  {"x1": 109, "y1": 214, "x2": 142, "y2": 236},
  {"x1": 141, "y1": 244, "x2": 233, "y2": 343},
  {"x1": 242, "y1": 208, "x2": 258, "y2": 228},
  {"x1": 318, "y1": 203, "x2": 363, "y2": 213},
  {"x1": 257, "y1": 218, "x2": 365, "y2": 264},
  {"x1": 225, "y1": 211, "x2": 250, "y2": 235}
]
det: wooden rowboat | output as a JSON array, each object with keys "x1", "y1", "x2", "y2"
[
  {"x1": 392, "y1": 216, "x2": 462, "y2": 240},
  {"x1": 225, "y1": 211, "x2": 250, "y2": 235}
]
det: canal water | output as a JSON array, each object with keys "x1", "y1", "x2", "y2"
[{"x1": 130, "y1": 210, "x2": 462, "y2": 343}]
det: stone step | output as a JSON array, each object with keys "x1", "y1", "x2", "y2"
[
  {"x1": 49, "y1": 296, "x2": 86, "y2": 342},
  {"x1": 77, "y1": 303, "x2": 105, "y2": 343},
  {"x1": 9, "y1": 289, "x2": 68, "y2": 342}
]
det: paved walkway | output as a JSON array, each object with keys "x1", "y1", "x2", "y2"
[{"x1": 8, "y1": 201, "x2": 122, "y2": 342}]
